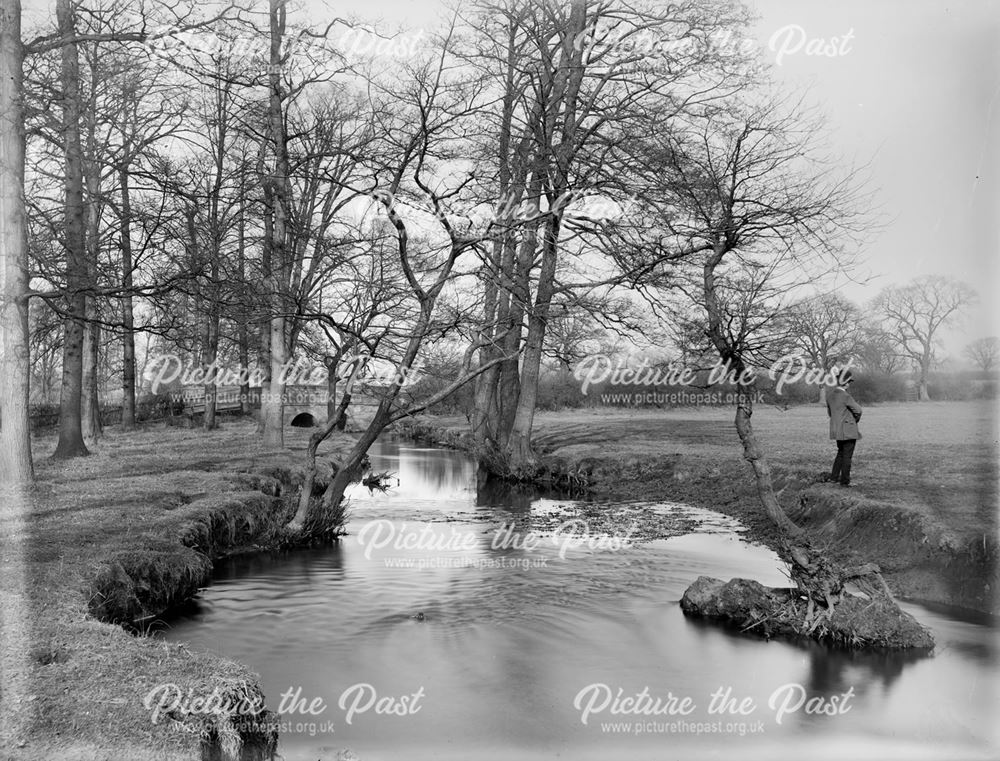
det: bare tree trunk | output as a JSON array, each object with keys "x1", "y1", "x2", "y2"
[
  {"x1": 80, "y1": 53, "x2": 103, "y2": 441},
  {"x1": 703, "y1": 243, "x2": 801, "y2": 538},
  {"x1": 202, "y1": 306, "x2": 218, "y2": 430},
  {"x1": 289, "y1": 197, "x2": 440, "y2": 529},
  {"x1": 332, "y1": 350, "x2": 364, "y2": 432},
  {"x1": 203, "y1": 73, "x2": 232, "y2": 431},
  {"x1": 323, "y1": 407, "x2": 388, "y2": 502},
  {"x1": 261, "y1": 0, "x2": 290, "y2": 448},
  {"x1": 472, "y1": 360, "x2": 500, "y2": 445},
  {"x1": 472, "y1": 237, "x2": 503, "y2": 447},
  {"x1": 325, "y1": 355, "x2": 338, "y2": 421},
  {"x1": 0, "y1": 0, "x2": 34, "y2": 483},
  {"x1": 918, "y1": 352, "x2": 931, "y2": 401},
  {"x1": 294, "y1": 413, "x2": 338, "y2": 522},
  {"x1": 52, "y1": 0, "x2": 89, "y2": 459},
  {"x1": 262, "y1": 296, "x2": 287, "y2": 446},
  {"x1": 500, "y1": 2, "x2": 587, "y2": 462},
  {"x1": 289, "y1": 383, "x2": 391, "y2": 530},
  {"x1": 497, "y1": 211, "x2": 535, "y2": 448},
  {"x1": 324, "y1": 347, "x2": 355, "y2": 427},
  {"x1": 473, "y1": 13, "x2": 519, "y2": 449},
  {"x1": 733, "y1": 386, "x2": 802, "y2": 537},
  {"x1": 0, "y1": 4, "x2": 34, "y2": 726},
  {"x1": 81, "y1": 307, "x2": 102, "y2": 438},
  {"x1": 495, "y1": 156, "x2": 544, "y2": 449},
  {"x1": 291, "y1": 349, "x2": 369, "y2": 526},
  {"x1": 236, "y1": 194, "x2": 251, "y2": 415},
  {"x1": 119, "y1": 165, "x2": 136, "y2": 429},
  {"x1": 294, "y1": 340, "x2": 511, "y2": 534},
  {"x1": 257, "y1": 218, "x2": 271, "y2": 433},
  {"x1": 237, "y1": 326, "x2": 251, "y2": 414},
  {"x1": 507, "y1": 212, "x2": 560, "y2": 470},
  {"x1": 81, "y1": 201, "x2": 101, "y2": 440},
  {"x1": 203, "y1": 241, "x2": 219, "y2": 431},
  {"x1": 333, "y1": 389, "x2": 351, "y2": 431},
  {"x1": 477, "y1": 218, "x2": 530, "y2": 451}
]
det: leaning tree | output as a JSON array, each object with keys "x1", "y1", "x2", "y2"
[
  {"x1": 285, "y1": 12, "x2": 517, "y2": 537},
  {"x1": 629, "y1": 95, "x2": 931, "y2": 644}
]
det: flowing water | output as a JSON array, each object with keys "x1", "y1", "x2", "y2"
[{"x1": 160, "y1": 438, "x2": 998, "y2": 761}]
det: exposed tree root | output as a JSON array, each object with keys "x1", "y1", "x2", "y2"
[
  {"x1": 681, "y1": 575, "x2": 934, "y2": 650},
  {"x1": 779, "y1": 537, "x2": 903, "y2": 638},
  {"x1": 362, "y1": 470, "x2": 395, "y2": 493}
]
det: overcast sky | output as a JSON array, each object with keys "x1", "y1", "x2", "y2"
[{"x1": 750, "y1": 0, "x2": 999, "y2": 352}]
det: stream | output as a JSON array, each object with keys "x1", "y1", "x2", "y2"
[{"x1": 159, "y1": 438, "x2": 998, "y2": 760}]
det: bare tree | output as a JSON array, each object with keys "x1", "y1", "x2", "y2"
[
  {"x1": 250, "y1": 2, "x2": 371, "y2": 448},
  {"x1": 782, "y1": 293, "x2": 863, "y2": 403},
  {"x1": 257, "y1": 0, "x2": 292, "y2": 446},
  {"x1": 50, "y1": 0, "x2": 90, "y2": 458},
  {"x1": 287, "y1": 15, "x2": 512, "y2": 535},
  {"x1": 543, "y1": 298, "x2": 619, "y2": 370},
  {"x1": 1, "y1": 0, "x2": 242, "y2": 478},
  {"x1": 874, "y1": 276, "x2": 976, "y2": 401},
  {"x1": 635, "y1": 95, "x2": 903, "y2": 627},
  {"x1": 964, "y1": 336, "x2": 999, "y2": 374},
  {"x1": 854, "y1": 317, "x2": 903, "y2": 377},
  {"x1": 462, "y1": 0, "x2": 753, "y2": 473},
  {"x1": 28, "y1": 299, "x2": 63, "y2": 403},
  {"x1": 110, "y1": 57, "x2": 188, "y2": 428},
  {"x1": 180, "y1": 49, "x2": 253, "y2": 430}
]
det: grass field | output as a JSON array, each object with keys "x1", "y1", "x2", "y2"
[{"x1": 538, "y1": 401, "x2": 999, "y2": 538}]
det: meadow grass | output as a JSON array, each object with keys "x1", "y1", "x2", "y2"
[{"x1": 430, "y1": 400, "x2": 998, "y2": 545}]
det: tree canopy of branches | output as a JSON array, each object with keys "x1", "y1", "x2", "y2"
[
  {"x1": 780, "y1": 293, "x2": 863, "y2": 401},
  {"x1": 874, "y1": 275, "x2": 976, "y2": 401},
  {"x1": 965, "y1": 336, "x2": 999, "y2": 373},
  {"x1": 459, "y1": 0, "x2": 756, "y2": 472}
]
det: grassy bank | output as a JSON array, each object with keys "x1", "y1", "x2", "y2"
[
  {"x1": 404, "y1": 401, "x2": 1000, "y2": 613},
  {"x1": 1, "y1": 420, "x2": 356, "y2": 760}
]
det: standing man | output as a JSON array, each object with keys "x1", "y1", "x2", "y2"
[{"x1": 827, "y1": 369, "x2": 862, "y2": 487}]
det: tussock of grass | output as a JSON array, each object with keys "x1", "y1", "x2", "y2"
[
  {"x1": 88, "y1": 546, "x2": 213, "y2": 625},
  {"x1": 176, "y1": 493, "x2": 291, "y2": 556},
  {"x1": 293, "y1": 495, "x2": 350, "y2": 544}
]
